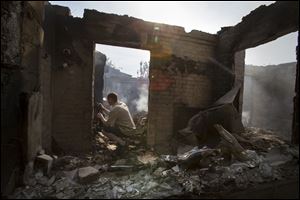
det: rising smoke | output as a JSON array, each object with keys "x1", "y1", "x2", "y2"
[
  {"x1": 242, "y1": 62, "x2": 296, "y2": 140},
  {"x1": 134, "y1": 84, "x2": 149, "y2": 112}
]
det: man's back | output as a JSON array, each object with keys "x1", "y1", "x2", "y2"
[{"x1": 108, "y1": 102, "x2": 136, "y2": 135}]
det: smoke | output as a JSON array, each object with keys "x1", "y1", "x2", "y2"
[
  {"x1": 134, "y1": 84, "x2": 149, "y2": 112},
  {"x1": 242, "y1": 63, "x2": 296, "y2": 140},
  {"x1": 242, "y1": 111, "x2": 250, "y2": 126}
]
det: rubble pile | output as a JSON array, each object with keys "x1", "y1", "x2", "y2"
[
  {"x1": 10, "y1": 125, "x2": 299, "y2": 199},
  {"x1": 237, "y1": 127, "x2": 288, "y2": 152}
]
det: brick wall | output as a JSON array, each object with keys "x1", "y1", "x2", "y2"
[
  {"x1": 21, "y1": 1, "x2": 45, "y2": 161},
  {"x1": 51, "y1": 36, "x2": 94, "y2": 152},
  {"x1": 45, "y1": 7, "x2": 94, "y2": 153},
  {"x1": 148, "y1": 55, "x2": 216, "y2": 153},
  {"x1": 145, "y1": 27, "x2": 217, "y2": 153},
  {"x1": 44, "y1": 8, "x2": 218, "y2": 154},
  {"x1": 216, "y1": 1, "x2": 299, "y2": 115},
  {"x1": 34, "y1": 2, "x2": 299, "y2": 155},
  {"x1": 1, "y1": 1, "x2": 45, "y2": 195}
]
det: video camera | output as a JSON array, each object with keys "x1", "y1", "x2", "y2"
[{"x1": 96, "y1": 102, "x2": 104, "y2": 114}]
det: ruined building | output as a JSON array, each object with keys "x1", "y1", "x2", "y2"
[
  {"x1": 243, "y1": 62, "x2": 297, "y2": 140},
  {"x1": 1, "y1": 1, "x2": 299, "y2": 197}
]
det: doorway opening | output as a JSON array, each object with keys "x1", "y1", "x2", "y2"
[
  {"x1": 93, "y1": 43, "x2": 151, "y2": 158},
  {"x1": 242, "y1": 32, "x2": 297, "y2": 141},
  {"x1": 95, "y1": 44, "x2": 150, "y2": 115}
]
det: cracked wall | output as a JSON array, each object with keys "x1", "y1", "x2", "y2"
[
  {"x1": 1, "y1": 1, "x2": 45, "y2": 195},
  {"x1": 2, "y1": 2, "x2": 299, "y2": 194},
  {"x1": 216, "y1": 1, "x2": 299, "y2": 143},
  {"x1": 44, "y1": 6, "x2": 94, "y2": 153},
  {"x1": 44, "y1": 1, "x2": 299, "y2": 154},
  {"x1": 44, "y1": 7, "x2": 219, "y2": 154}
]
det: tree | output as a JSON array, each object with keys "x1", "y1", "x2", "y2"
[{"x1": 137, "y1": 61, "x2": 149, "y2": 78}]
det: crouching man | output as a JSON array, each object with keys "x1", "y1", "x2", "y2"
[{"x1": 97, "y1": 92, "x2": 136, "y2": 140}]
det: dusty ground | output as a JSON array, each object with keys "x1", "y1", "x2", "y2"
[{"x1": 10, "y1": 122, "x2": 299, "y2": 199}]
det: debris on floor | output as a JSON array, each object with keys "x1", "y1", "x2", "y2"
[{"x1": 10, "y1": 119, "x2": 299, "y2": 199}]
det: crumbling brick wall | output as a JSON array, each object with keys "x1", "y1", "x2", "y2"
[
  {"x1": 1, "y1": 1, "x2": 45, "y2": 195},
  {"x1": 1, "y1": 1, "x2": 23, "y2": 191},
  {"x1": 44, "y1": 6, "x2": 94, "y2": 153},
  {"x1": 45, "y1": 1, "x2": 298, "y2": 154},
  {"x1": 148, "y1": 53, "x2": 217, "y2": 153},
  {"x1": 2, "y1": 0, "x2": 298, "y2": 195},
  {"x1": 216, "y1": 1, "x2": 299, "y2": 142},
  {"x1": 84, "y1": 11, "x2": 219, "y2": 154},
  {"x1": 45, "y1": 7, "x2": 218, "y2": 154}
]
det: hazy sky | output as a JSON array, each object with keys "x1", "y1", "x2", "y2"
[
  {"x1": 97, "y1": 44, "x2": 150, "y2": 77},
  {"x1": 51, "y1": 1, "x2": 298, "y2": 76}
]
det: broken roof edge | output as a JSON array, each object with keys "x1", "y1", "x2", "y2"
[
  {"x1": 216, "y1": 3, "x2": 272, "y2": 35},
  {"x1": 83, "y1": 9, "x2": 217, "y2": 39},
  {"x1": 216, "y1": 1, "x2": 298, "y2": 35},
  {"x1": 47, "y1": 4, "x2": 71, "y2": 17}
]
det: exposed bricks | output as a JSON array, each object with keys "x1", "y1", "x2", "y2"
[{"x1": 47, "y1": 5, "x2": 229, "y2": 154}]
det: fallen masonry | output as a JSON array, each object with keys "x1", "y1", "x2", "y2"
[
  {"x1": 78, "y1": 167, "x2": 100, "y2": 184},
  {"x1": 10, "y1": 125, "x2": 299, "y2": 199}
]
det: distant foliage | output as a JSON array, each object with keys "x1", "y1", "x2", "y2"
[{"x1": 137, "y1": 61, "x2": 149, "y2": 78}]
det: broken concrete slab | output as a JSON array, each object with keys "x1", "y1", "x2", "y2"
[
  {"x1": 35, "y1": 154, "x2": 53, "y2": 175},
  {"x1": 180, "y1": 103, "x2": 245, "y2": 148},
  {"x1": 77, "y1": 166, "x2": 99, "y2": 184},
  {"x1": 213, "y1": 82, "x2": 242, "y2": 107},
  {"x1": 214, "y1": 124, "x2": 248, "y2": 161},
  {"x1": 179, "y1": 83, "x2": 244, "y2": 148},
  {"x1": 177, "y1": 146, "x2": 219, "y2": 169}
]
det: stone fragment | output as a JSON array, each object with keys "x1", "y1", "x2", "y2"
[
  {"x1": 36, "y1": 154, "x2": 53, "y2": 175},
  {"x1": 78, "y1": 166, "x2": 99, "y2": 184}
]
